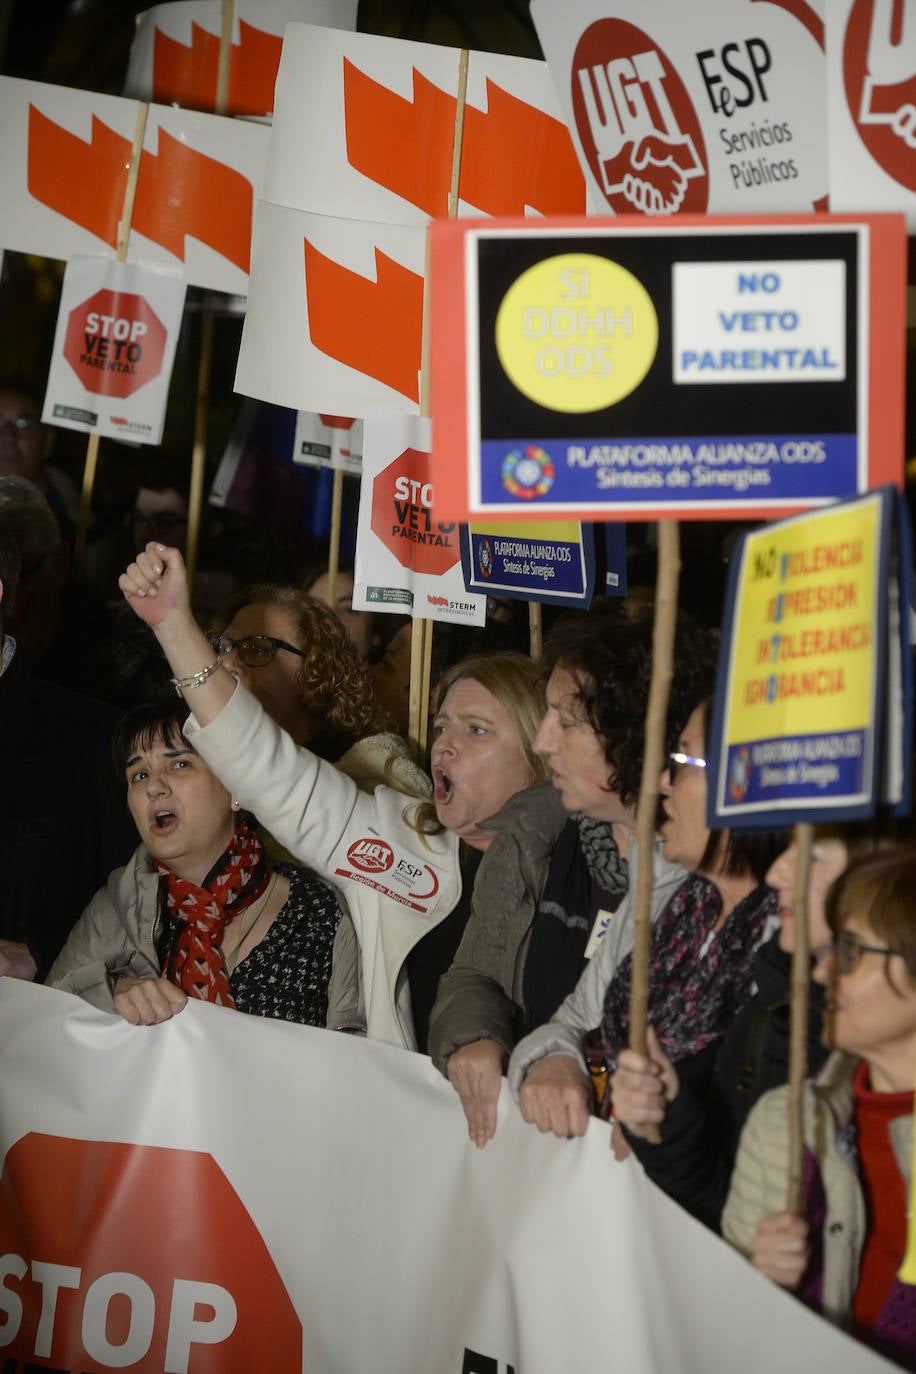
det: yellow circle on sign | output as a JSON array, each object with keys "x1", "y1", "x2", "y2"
[{"x1": 495, "y1": 253, "x2": 658, "y2": 413}]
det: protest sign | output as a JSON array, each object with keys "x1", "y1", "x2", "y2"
[
  {"x1": 707, "y1": 486, "x2": 912, "y2": 829},
  {"x1": 430, "y1": 212, "x2": 906, "y2": 523},
  {"x1": 0, "y1": 77, "x2": 268, "y2": 295},
  {"x1": 531, "y1": 0, "x2": 826, "y2": 217},
  {"x1": 42, "y1": 257, "x2": 186, "y2": 444},
  {"x1": 123, "y1": 0, "x2": 358, "y2": 115},
  {"x1": 237, "y1": 202, "x2": 427, "y2": 413},
  {"x1": 235, "y1": 26, "x2": 587, "y2": 415},
  {"x1": 0, "y1": 979, "x2": 894, "y2": 1374},
  {"x1": 460, "y1": 519, "x2": 596, "y2": 607},
  {"x1": 293, "y1": 411, "x2": 362, "y2": 474},
  {"x1": 826, "y1": 0, "x2": 916, "y2": 231},
  {"x1": 603, "y1": 522, "x2": 628, "y2": 594},
  {"x1": 353, "y1": 416, "x2": 485, "y2": 625}
]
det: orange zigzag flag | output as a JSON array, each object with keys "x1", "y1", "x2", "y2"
[
  {"x1": 151, "y1": 20, "x2": 283, "y2": 116},
  {"x1": 28, "y1": 106, "x2": 253, "y2": 271},
  {"x1": 304, "y1": 239, "x2": 423, "y2": 402},
  {"x1": 27, "y1": 107, "x2": 126, "y2": 246},
  {"x1": 343, "y1": 60, "x2": 585, "y2": 217}
]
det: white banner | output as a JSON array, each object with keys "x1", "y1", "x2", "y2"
[
  {"x1": 353, "y1": 416, "x2": 486, "y2": 625},
  {"x1": 124, "y1": 0, "x2": 358, "y2": 116},
  {"x1": 0, "y1": 77, "x2": 268, "y2": 295},
  {"x1": 0, "y1": 980, "x2": 894, "y2": 1374},
  {"x1": 826, "y1": 0, "x2": 916, "y2": 231},
  {"x1": 43, "y1": 256, "x2": 186, "y2": 444},
  {"x1": 531, "y1": 0, "x2": 827, "y2": 216}
]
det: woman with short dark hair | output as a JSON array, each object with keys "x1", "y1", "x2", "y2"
[
  {"x1": 427, "y1": 607, "x2": 718, "y2": 1147},
  {"x1": 508, "y1": 698, "x2": 786, "y2": 1142},
  {"x1": 47, "y1": 698, "x2": 344, "y2": 1029},
  {"x1": 723, "y1": 843, "x2": 916, "y2": 1371}
]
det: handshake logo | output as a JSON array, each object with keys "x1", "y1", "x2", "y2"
[
  {"x1": 845, "y1": 0, "x2": 916, "y2": 190},
  {"x1": 572, "y1": 19, "x2": 708, "y2": 215}
]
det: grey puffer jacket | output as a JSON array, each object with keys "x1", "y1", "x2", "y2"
[{"x1": 427, "y1": 780, "x2": 568, "y2": 1075}]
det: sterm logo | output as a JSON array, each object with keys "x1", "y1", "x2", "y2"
[{"x1": 571, "y1": 18, "x2": 708, "y2": 214}]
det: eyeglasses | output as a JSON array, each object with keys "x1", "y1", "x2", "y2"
[
  {"x1": 0, "y1": 415, "x2": 39, "y2": 435},
  {"x1": 668, "y1": 751, "x2": 707, "y2": 784},
  {"x1": 831, "y1": 931, "x2": 906, "y2": 976},
  {"x1": 207, "y1": 633, "x2": 308, "y2": 668}
]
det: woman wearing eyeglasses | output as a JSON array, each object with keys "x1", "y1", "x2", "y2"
[
  {"x1": 117, "y1": 543, "x2": 548, "y2": 1050},
  {"x1": 507, "y1": 699, "x2": 785, "y2": 1142},
  {"x1": 722, "y1": 844, "x2": 916, "y2": 1371},
  {"x1": 208, "y1": 584, "x2": 427, "y2": 796}
]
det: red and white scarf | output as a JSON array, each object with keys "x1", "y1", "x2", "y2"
[{"x1": 155, "y1": 818, "x2": 269, "y2": 1007}]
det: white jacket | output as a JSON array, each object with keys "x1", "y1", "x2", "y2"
[{"x1": 185, "y1": 682, "x2": 460, "y2": 1049}]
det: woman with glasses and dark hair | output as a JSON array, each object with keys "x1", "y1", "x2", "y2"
[
  {"x1": 507, "y1": 698, "x2": 786, "y2": 1142},
  {"x1": 208, "y1": 583, "x2": 428, "y2": 796},
  {"x1": 723, "y1": 843, "x2": 916, "y2": 1371},
  {"x1": 47, "y1": 698, "x2": 345, "y2": 1029},
  {"x1": 611, "y1": 820, "x2": 905, "y2": 1233}
]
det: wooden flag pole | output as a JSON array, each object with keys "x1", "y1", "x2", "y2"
[
  {"x1": 628, "y1": 518, "x2": 680, "y2": 1145},
  {"x1": 186, "y1": 0, "x2": 233, "y2": 584},
  {"x1": 406, "y1": 46, "x2": 469, "y2": 759},
  {"x1": 72, "y1": 102, "x2": 149, "y2": 573},
  {"x1": 786, "y1": 821, "x2": 814, "y2": 1213},
  {"x1": 528, "y1": 601, "x2": 543, "y2": 661},
  {"x1": 326, "y1": 468, "x2": 345, "y2": 609}
]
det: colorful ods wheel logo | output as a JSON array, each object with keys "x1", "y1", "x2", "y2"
[
  {"x1": 477, "y1": 536, "x2": 494, "y2": 578},
  {"x1": 501, "y1": 446, "x2": 554, "y2": 500},
  {"x1": 728, "y1": 747, "x2": 751, "y2": 803}
]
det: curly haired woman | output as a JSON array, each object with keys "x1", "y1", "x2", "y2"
[
  {"x1": 209, "y1": 583, "x2": 427, "y2": 796},
  {"x1": 427, "y1": 605, "x2": 718, "y2": 1146}
]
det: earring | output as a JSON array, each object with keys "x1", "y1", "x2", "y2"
[{"x1": 231, "y1": 798, "x2": 241, "y2": 811}]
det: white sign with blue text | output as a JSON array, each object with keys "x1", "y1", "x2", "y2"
[{"x1": 673, "y1": 259, "x2": 846, "y2": 384}]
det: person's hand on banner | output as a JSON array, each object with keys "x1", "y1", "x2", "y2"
[
  {"x1": 447, "y1": 1038, "x2": 506, "y2": 1148},
  {"x1": 518, "y1": 1054, "x2": 591, "y2": 1139},
  {"x1": 609, "y1": 1026, "x2": 679, "y2": 1139},
  {"x1": 0, "y1": 939, "x2": 37, "y2": 981},
  {"x1": 750, "y1": 1211, "x2": 810, "y2": 1289},
  {"x1": 113, "y1": 976, "x2": 188, "y2": 1025},
  {"x1": 119, "y1": 541, "x2": 191, "y2": 629}
]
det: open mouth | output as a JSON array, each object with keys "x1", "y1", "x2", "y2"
[
  {"x1": 433, "y1": 768, "x2": 453, "y2": 804},
  {"x1": 151, "y1": 809, "x2": 178, "y2": 835}
]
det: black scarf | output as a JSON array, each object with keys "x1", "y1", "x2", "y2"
[{"x1": 523, "y1": 815, "x2": 628, "y2": 1033}]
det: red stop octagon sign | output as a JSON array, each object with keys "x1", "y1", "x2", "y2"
[
  {"x1": 0, "y1": 1133, "x2": 301, "y2": 1372},
  {"x1": 64, "y1": 289, "x2": 167, "y2": 399},
  {"x1": 370, "y1": 448, "x2": 458, "y2": 577}
]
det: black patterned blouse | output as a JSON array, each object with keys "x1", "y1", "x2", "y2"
[{"x1": 161, "y1": 864, "x2": 343, "y2": 1028}]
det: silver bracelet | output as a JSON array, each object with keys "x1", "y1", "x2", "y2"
[{"x1": 170, "y1": 657, "x2": 221, "y2": 695}]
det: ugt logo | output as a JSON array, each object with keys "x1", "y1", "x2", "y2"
[
  {"x1": 571, "y1": 18, "x2": 708, "y2": 215},
  {"x1": 844, "y1": 0, "x2": 916, "y2": 192}
]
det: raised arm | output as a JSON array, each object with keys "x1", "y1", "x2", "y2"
[{"x1": 118, "y1": 543, "x2": 234, "y2": 725}]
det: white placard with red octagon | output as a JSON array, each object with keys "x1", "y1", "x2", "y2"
[
  {"x1": 43, "y1": 256, "x2": 187, "y2": 444},
  {"x1": 530, "y1": 0, "x2": 827, "y2": 217},
  {"x1": 826, "y1": 0, "x2": 916, "y2": 232},
  {"x1": 353, "y1": 416, "x2": 486, "y2": 626}
]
